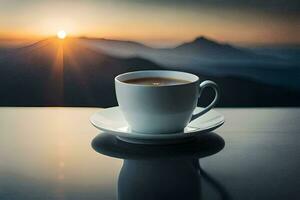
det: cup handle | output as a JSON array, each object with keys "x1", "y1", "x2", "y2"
[{"x1": 190, "y1": 80, "x2": 219, "y2": 121}]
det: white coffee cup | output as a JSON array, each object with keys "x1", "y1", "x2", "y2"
[{"x1": 115, "y1": 70, "x2": 219, "y2": 134}]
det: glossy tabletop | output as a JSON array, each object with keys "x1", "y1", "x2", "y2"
[{"x1": 0, "y1": 107, "x2": 299, "y2": 200}]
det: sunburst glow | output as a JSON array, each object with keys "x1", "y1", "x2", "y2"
[{"x1": 57, "y1": 30, "x2": 67, "y2": 39}]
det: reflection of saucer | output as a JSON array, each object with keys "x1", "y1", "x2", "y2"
[
  {"x1": 90, "y1": 106, "x2": 225, "y2": 144},
  {"x1": 91, "y1": 132, "x2": 225, "y2": 160}
]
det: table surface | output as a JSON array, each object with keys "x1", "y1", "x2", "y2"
[{"x1": 0, "y1": 107, "x2": 299, "y2": 200}]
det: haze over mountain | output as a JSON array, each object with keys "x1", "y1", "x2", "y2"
[
  {"x1": 80, "y1": 36, "x2": 255, "y2": 58},
  {"x1": 80, "y1": 36, "x2": 273, "y2": 60},
  {"x1": 0, "y1": 37, "x2": 299, "y2": 107},
  {"x1": 81, "y1": 36, "x2": 300, "y2": 90}
]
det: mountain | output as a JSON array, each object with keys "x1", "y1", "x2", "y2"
[
  {"x1": 0, "y1": 37, "x2": 300, "y2": 107},
  {"x1": 80, "y1": 36, "x2": 300, "y2": 90},
  {"x1": 172, "y1": 36, "x2": 257, "y2": 59},
  {"x1": 0, "y1": 38, "x2": 162, "y2": 107}
]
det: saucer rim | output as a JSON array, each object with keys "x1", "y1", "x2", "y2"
[{"x1": 90, "y1": 106, "x2": 225, "y2": 140}]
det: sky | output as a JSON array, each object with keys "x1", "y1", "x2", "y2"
[{"x1": 0, "y1": 0, "x2": 299, "y2": 46}]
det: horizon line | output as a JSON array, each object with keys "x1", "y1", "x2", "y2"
[{"x1": 0, "y1": 35, "x2": 300, "y2": 48}]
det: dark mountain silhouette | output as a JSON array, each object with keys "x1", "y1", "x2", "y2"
[
  {"x1": 80, "y1": 36, "x2": 300, "y2": 90},
  {"x1": 0, "y1": 38, "x2": 162, "y2": 107},
  {"x1": 172, "y1": 36, "x2": 258, "y2": 59},
  {"x1": 0, "y1": 37, "x2": 300, "y2": 107}
]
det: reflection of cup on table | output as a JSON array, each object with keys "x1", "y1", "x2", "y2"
[
  {"x1": 115, "y1": 70, "x2": 219, "y2": 134},
  {"x1": 119, "y1": 159, "x2": 201, "y2": 200},
  {"x1": 91, "y1": 132, "x2": 226, "y2": 200}
]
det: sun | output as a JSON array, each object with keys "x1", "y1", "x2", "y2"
[{"x1": 57, "y1": 30, "x2": 67, "y2": 39}]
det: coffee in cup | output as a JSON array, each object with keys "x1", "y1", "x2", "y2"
[{"x1": 123, "y1": 77, "x2": 191, "y2": 86}]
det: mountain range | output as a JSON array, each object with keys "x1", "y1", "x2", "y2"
[
  {"x1": 0, "y1": 36, "x2": 299, "y2": 107},
  {"x1": 81, "y1": 36, "x2": 300, "y2": 90},
  {"x1": 80, "y1": 36, "x2": 281, "y2": 60}
]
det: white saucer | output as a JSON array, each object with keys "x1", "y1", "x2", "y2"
[{"x1": 90, "y1": 106, "x2": 225, "y2": 144}]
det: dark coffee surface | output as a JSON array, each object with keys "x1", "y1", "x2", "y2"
[{"x1": 124, "y1": 77, "x2": 190, "y2": 86}]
